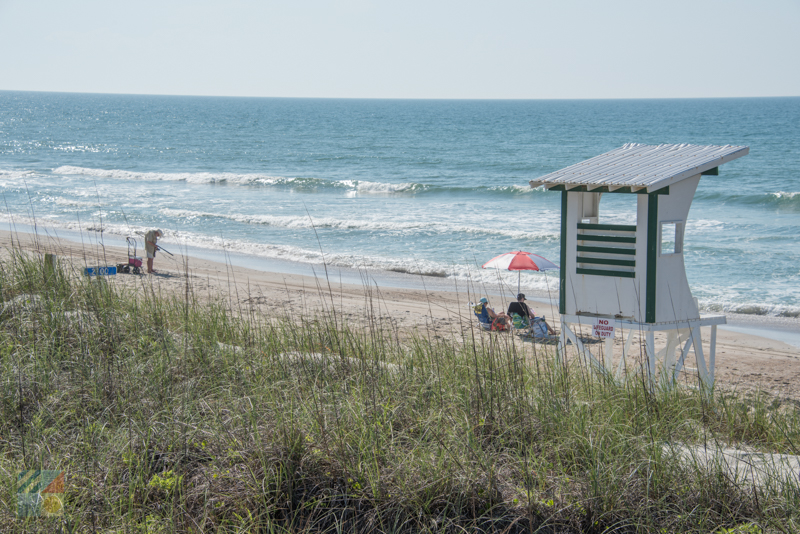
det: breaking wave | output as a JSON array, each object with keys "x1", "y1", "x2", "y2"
[
  {"x1": 699, "y1": 300, "x2": 800, "y2": 319},
  {"x1": 51, "y1": 166, "x2": 551, "y2": 197},
  {"x1": 159, "y1": 208, "x2": 560, "y2": 241},
  {"x1": 54, "y1": 165, "x2": 301, "y2": 186},
  {"x1": 0, "y1": 169, "x2": 37, "y2": 181},
  {"x1": 694, "y1": 189, "x2": 800, "y2": 211},
  {"x1": 53, "y1": 165, "x2": 435, "y2": 193}
]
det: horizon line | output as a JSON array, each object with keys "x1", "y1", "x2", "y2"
[{"x1": 1, "y1": 89, "x2": 799, "y2": 101}]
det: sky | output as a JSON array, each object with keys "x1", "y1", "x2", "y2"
[{"x1": 1, "y1": 0, "x2": 798, "y2": 99}]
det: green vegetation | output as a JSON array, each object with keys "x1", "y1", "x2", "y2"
[{"x1": 1, "y1": 249, "x2": 799, "y2": 532}]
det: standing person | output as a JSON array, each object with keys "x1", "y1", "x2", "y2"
[{"x1": 144, "y1": 229, "x2": 163, "y2": 274}]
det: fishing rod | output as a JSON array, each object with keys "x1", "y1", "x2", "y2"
[{"x1": 156, "y1": 245, "x2": 174, "y2": 257}]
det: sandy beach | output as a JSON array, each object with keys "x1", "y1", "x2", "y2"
[{"x1": 3, "y1": 228, "x2": 799, "y2": 402}]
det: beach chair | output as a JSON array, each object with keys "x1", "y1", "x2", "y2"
[
  {"x1": 471, "y1": 302, "x2": 509, "y2": 331},
  {"x1": 471, "y1": 302, "x2": 492, "y2": 330}
]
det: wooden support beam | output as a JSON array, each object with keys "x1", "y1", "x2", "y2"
[
  {"x1": 673, "y1": 335, "x2": 695, "y2": 381},
  {"x1": 710, "y1": 325, "x2": 717, "y2": 386},
  {"x1": 691, "y1": 326, "x2": 710, "y2": 389},
  {"x1": 646, "y1": 331, "x2": 656, "y2": 385}
]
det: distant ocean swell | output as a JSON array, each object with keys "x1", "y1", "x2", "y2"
[{"x1": 50, "y1": 166, "x2": 543, "y2": 197}]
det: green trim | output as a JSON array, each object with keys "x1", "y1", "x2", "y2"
[
  {"x1": 577, "y1": 245, "x2": 636, "y2": 256},
  {"x1": 545, "y1": 185, "x2": 670, "y2": 195},
  {"x1": 577, "y1": 234, "x2": 636, "y2": 244},
  {"x1": 701, "y1": 166, "x2": 719, "y2": 176},
  {"x1": 577, "y1": 256, "x2": 635, "y2": 267},
  {"x1": 577, "y1": 223, "x2": 637, "y2": 232},
  {"x1": 559, "y1": 191, "x2": 567, "y2": 314},
  {"x1": 646, "y1": 193, "x2": 659, "y2": 323},
  {"x1": 576, "y1": 267, "x2": 636, "y2": 279}
]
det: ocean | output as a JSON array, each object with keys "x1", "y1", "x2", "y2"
[{"x1": 1, "y1": 91, "x2": 798, "y2": 320}]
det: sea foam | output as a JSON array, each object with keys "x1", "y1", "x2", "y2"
[
  {"x1": 50, "y1": 166, "x2": 555, "y2": 198},
  {"x1": 0, "y1": 169, "x2": 36, "y2": 181},
  {"x1": 158, "y1": 208, "x2": 560, "y2": 241},
  {"x1": 52, "y1": 165, "x2": 427, "y2": 194}
]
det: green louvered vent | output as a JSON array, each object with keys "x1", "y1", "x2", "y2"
[{"x1": 576, "y1": 223, "x2": 636, "y2": 278}]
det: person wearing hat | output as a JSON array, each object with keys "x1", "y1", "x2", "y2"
[
  {"x1": 144, "y1": 229, "x2": 163, "y2": 274},
  {"x1": 507, "y1": 293, "x2": 556, "y2": 335},
  {"x1": 507, "y1": 293, "x2": 534, "y2": 321},
  {"x1": 474, "y1": 297, "x2": 511, "y2": 330}
]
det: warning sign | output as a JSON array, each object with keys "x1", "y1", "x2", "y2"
[{"x1": 592, "y1": 318, "x2": 616, "y2": 339}]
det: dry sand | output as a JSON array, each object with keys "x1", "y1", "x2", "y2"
[{"x1": 3, "y1": 229, "x2": 799, "y2": 402}]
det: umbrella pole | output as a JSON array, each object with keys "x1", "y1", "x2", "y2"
[{"x1": 517, "y1": 271, "x2": 521, "y2": 295}]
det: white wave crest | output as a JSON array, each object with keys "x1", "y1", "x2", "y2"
[
  {"x1": 159, "y1": 208, "x2": 560, "y2": 241},
  {"x1": 338, "y1": 179, "x2": 420, "y2": 194},
  {"x1": 686, "y1": 219, "x2": 725, "y2": 231},
  {"x1": 698, "y1": 298, "x2": 800, "y2": 319},
  {"x1": 771, "y1": 191, "x2": 800, "y2": 199},
  {"x1": 52, "y1": 165, "x2": 426, "y2": 194},
  {"x1": 487, "y1": 184, "x2": 538, "y2": 194},
  {"x1": 53, "y1": 165, "x2": 292, "y2": 185},
  {"x1": 0, "y1": 169, "x2": 36, "y2": 180}
]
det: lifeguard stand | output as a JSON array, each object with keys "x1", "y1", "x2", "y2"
[{"x1": 530, "y1": 143, "x2": 749, "y2": 388}]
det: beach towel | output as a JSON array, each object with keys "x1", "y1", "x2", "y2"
[{"x1": 510, "y1": 312, "x2": 529, "y2": 330}]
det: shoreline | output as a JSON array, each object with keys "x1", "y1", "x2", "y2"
[
  {"x1": 3, "y1": 226, "x2": 800, "y2": 400},
  {"x1": 3, "y1": 221, "x2": 798, "y2": 343}
]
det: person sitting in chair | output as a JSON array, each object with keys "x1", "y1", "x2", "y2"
[
  {"x1": 507, "y1": 293, "x2": 556, "y2": 335},
  {"x1": 474, "y1": 297, "x2": 512, "y2": 330}
]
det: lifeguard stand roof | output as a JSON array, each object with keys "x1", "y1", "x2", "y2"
[{"x1": 530, "y1": 143, "x2": 749, "y2": 193}]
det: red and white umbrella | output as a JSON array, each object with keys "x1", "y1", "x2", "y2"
[{"x1": 482, "y1": 251, "x2": 559, "y2": 294}]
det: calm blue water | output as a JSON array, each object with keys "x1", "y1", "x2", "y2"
[{"x1": 0, "y1": 91, "x2": 798, "y2": 317}]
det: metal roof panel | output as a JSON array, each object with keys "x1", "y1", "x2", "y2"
[{"x1": 530, "y1": 143, "x2": 749, "y2": 192}]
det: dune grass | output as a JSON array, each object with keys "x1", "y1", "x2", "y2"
[{"x1": 1, "y1": 249, "x2": 799, "y2": 533}]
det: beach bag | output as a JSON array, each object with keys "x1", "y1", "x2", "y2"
[
  {"x1": 490, "y1": 317, "x2": 508, "y2": 331},
  {"x1": 531, "y1": 317, "x2": 548, "y2": 338}
]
